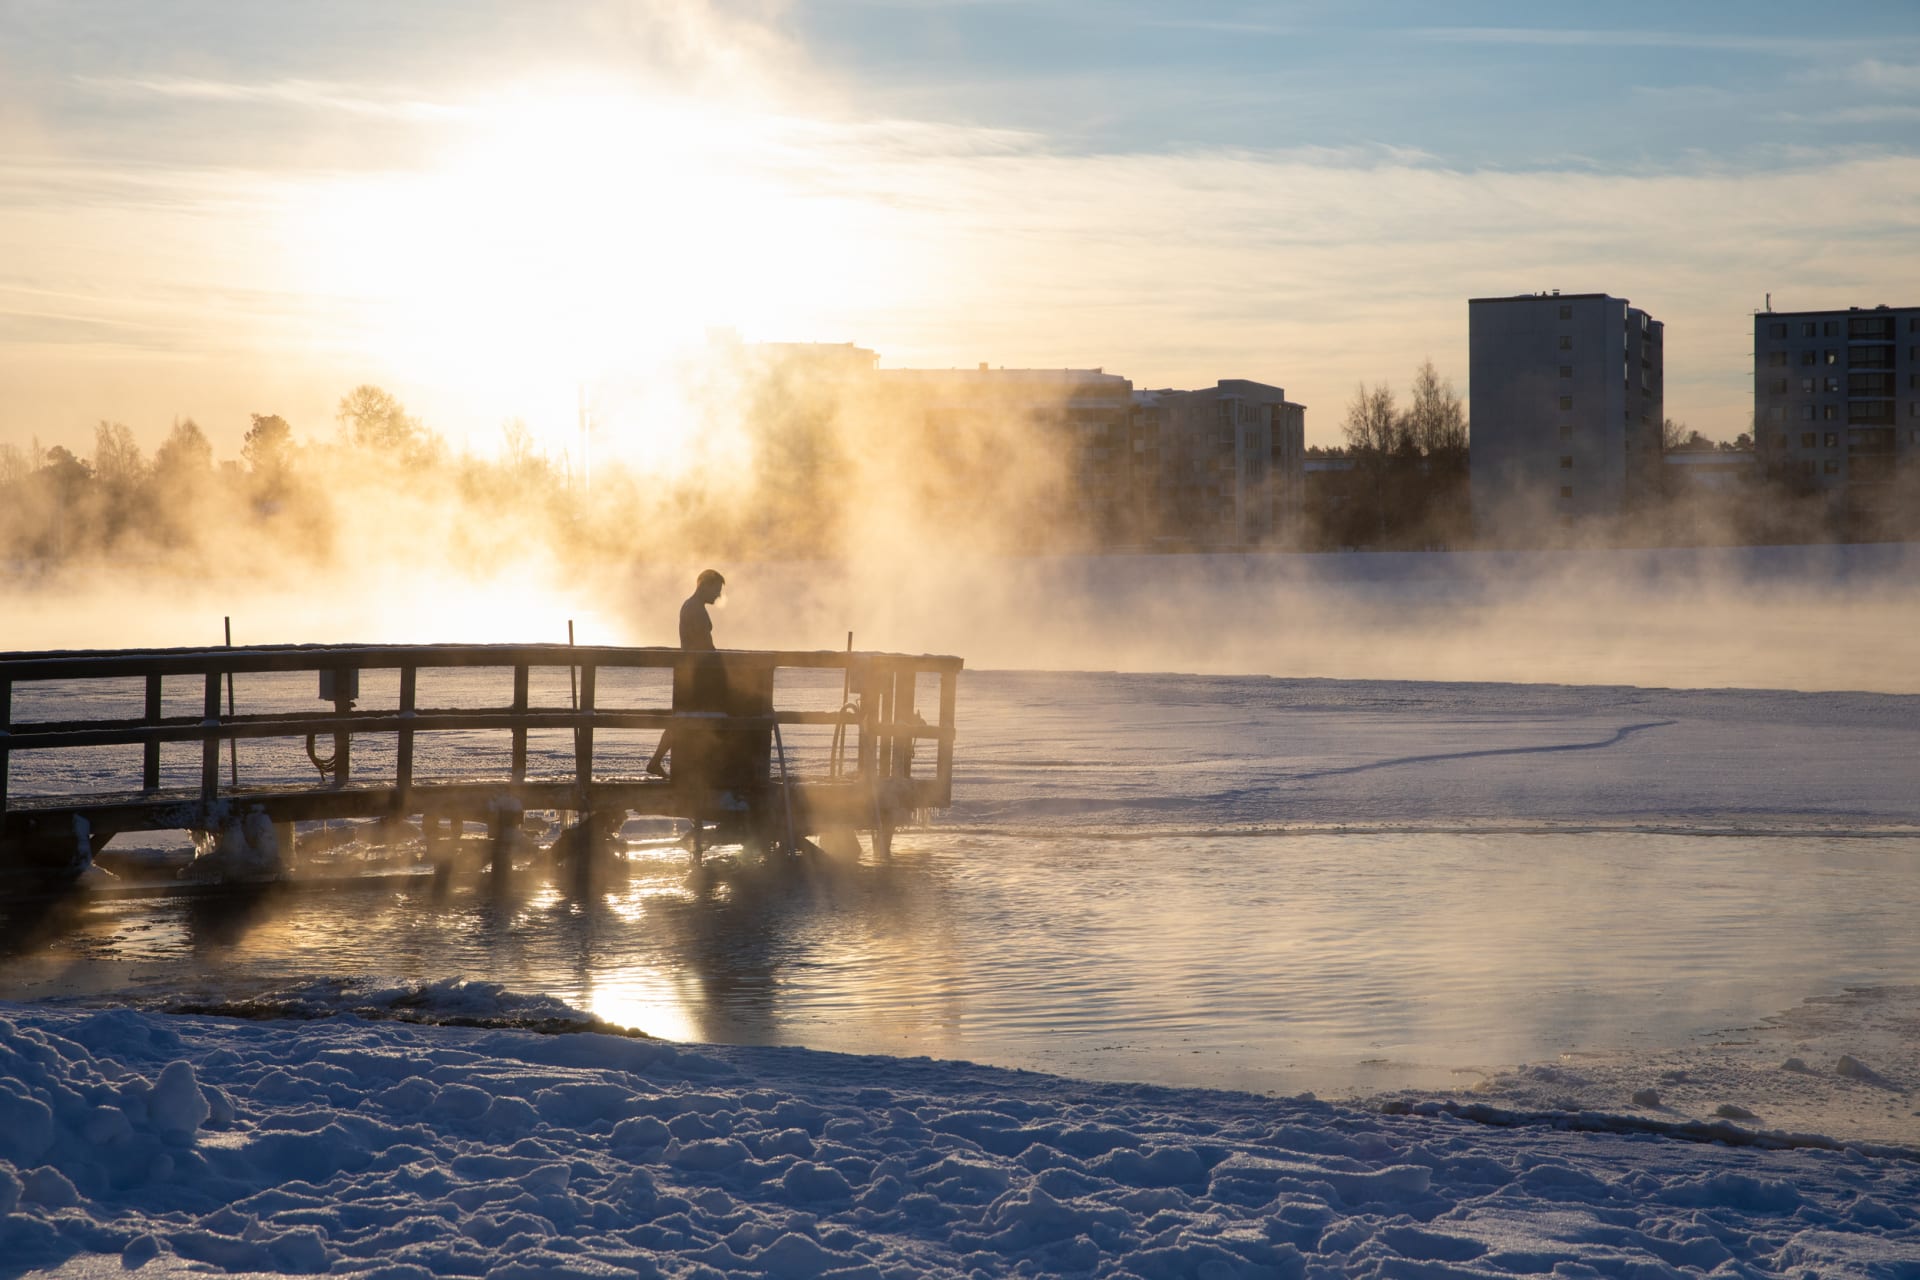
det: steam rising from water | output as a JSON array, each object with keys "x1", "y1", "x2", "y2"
[
  {"x1": 3, "y1": 343, "x2": 1915, "y2": 691},
  {"x1": 7, "y1": 542, "x2": 1918, "y2": 695}
]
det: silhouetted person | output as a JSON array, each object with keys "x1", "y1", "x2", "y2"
[{"x1": 647, "y1": 569, "x2": 725, "y2": 778}]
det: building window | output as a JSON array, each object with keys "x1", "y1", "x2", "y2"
[
  {"x1": 1559, "y1": 423, "x2": 1573, "y2": 438},
  {"x1": 1560, "y1": 485, "x2": 1573, "y2": 499},
  {"x1": 1767, "y1": 406, "x2": 1785, "y2": 422},
  {"x1": 1801, "y1": 378, "x2": 1816, "y2": 393},
  {"x1": 1770, "y1": 377, "x2": 1789, "y2": 394},
  {"x1": 1766, "y1": 351, "x2": 1787, "y2": 367},
  {"x1": 1824, "y1": 432, "x2": 1838, "y2": 448},
  {"x1": 1560, "y1": 365, "x2": 1573, "y2": 378},
  {"x1": 1559, "y1": 395, "x2": 1572, "y2": 410},
  {"x1": 1769, "y1": 322, "x2": 1787, "y2": 338},
  {"x1": 1802, "y1": 322, "x2": 1817, "y2": 337},
  {"x1": 1823, "y1": 405, "x2": 1837, "y2": 421},
  {"x1": 1559, "y1": 455, "x2": 1573, "y2": 469},
  {"x1": 1825, "y1": 376, "x2": 1841, "y2": 392},
  {"x1": 1559, "y1": 304, "x2": 1572, "y2": 320},
  {"x1": 1801, "y1": 406, "x2": 1816, "y2": 420},
  {"x1": 1777, "y1": 432, "x2": 1789, "y2": 448},
  {"x1": 1800, "y1": 350, "x2": 1817, "y2": 366},
  {"x1": 1559, "y1": 336, "x2": 1572, "y2": 350},
  {"x1": 1824, "y1": 459, "x2": 1840, "y2": 475},
  {"x1": 1801, "y1": 432, "x2": 1817, "y2": 447},
  {"x1": 1824, "y1": 320, "x2": 1840, "y2": 337}
]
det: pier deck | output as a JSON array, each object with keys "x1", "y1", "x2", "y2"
[{"x1": 0, "y1": 642, "x2": 961, "y2": 886}]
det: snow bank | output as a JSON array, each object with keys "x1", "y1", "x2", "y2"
[{"x1": 3, "y1": 1002, "x2": 1916, "y2": 1278}]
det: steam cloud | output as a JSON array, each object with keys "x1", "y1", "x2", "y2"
[{"x1": 3, "y1": 344, "x2": 1917, "y2": 695}]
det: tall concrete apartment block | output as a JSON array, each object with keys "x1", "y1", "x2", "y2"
[
  {"x1": 1469, "y1": 292, "x2": 1663, "y2": 543},
  {"x1": 1753, "y1": 304, "x2": 1920, "y2": 527}
]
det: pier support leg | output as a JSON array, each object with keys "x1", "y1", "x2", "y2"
[
  {"x1": 488, "y1": 816, "x2": 510, "y2": 879},
  {"x1": 275, "y1": 822, "x2": 297, "y2": 874}
]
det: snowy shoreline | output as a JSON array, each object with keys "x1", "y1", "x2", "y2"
[{"x1": 5, "y1": 994, "x2": 1919, "y2": 1279}]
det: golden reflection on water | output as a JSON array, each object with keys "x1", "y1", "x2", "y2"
[{"x1": 6, "y1": 829, "x2": 1919, "y2": 1104}]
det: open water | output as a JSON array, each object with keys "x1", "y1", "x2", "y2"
[{"x1": 3, "y1": 668, "x2": 1918, "y2": 1104}]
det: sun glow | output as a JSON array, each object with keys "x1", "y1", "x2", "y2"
[{"x1": 282, "y1": 84, "x2": 907, "y2": 464}]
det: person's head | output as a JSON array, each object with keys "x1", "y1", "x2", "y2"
[{"x1": 695, "y1": 568, "x2": 725, "y2": 603}]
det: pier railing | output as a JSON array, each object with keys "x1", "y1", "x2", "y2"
[{"x1": 0, "y1": 643, "x2": 960, "y2": 876}]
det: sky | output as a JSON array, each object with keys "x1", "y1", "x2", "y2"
[{"x1": 3, "y1": 0, "x2": 1919, "y2": 459}]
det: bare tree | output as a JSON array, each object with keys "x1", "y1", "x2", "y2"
[
  {"x1": 1403, "y1": 359, "x2": 1466, "y2": 455},
  {"x1": 502, "y1": 418, "x2": 540, "y2": 470},
  {"x1": 0, "y1": 441, "x2": 28, "y2": 488},
  {"x1": 92, "y1": 421, "x2": 145, "y2": 490},
  {"x1": 336, "y1": 385, "x2": 422, "y2": 453},
  {"x1": 1342, "y1": 382, "x2": 1401, "y2": 456}
]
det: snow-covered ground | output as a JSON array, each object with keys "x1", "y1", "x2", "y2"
[{"x1": 4, "y1": 989, "x2": 1918, "y2": 1279}]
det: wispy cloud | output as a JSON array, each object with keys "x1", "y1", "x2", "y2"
[
  {"x1": 1407, "y1": 27, "x2": 1913, "y2": 56},
  {"x1": 81, "y1": 76, "x2": 467, "y2": 122},
  {"x1": 1853, "y1": 59, "x2": 1920, "y2": 93},
  {"x1": 1776, "y1": 104, "x2": 1920, "y2": 125}
]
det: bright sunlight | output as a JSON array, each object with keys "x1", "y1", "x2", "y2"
[{"x1": 280, "y1": 84, "x2": 908, "y2": 466}]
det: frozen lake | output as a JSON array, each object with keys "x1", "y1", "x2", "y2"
[{"x1": 5, "y1": 669, "x2": 1917, "y2": 1138}]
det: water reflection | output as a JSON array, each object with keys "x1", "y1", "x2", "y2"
[{"x1": 2, "y1": 830, "x2": 1917, "y2": 1102}]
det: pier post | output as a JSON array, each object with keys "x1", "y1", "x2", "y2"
[
  {"x1": 201, "y1": 671, "x2": 221, "y2": 805},
  {"x1": 575, "y1": 664, "x2": 596, "y2": 807},
  {"x1": 511, "y1": 664, "x2": 529, "y2": 783},
  {"x1": 331, "y1": 666, "x2": 352, "y2": 788},
  {"x1": 143, "y1": 673, "x2": 162, "y2": 792},
  {"x1": 936, "y1": 669, "x2": 957, "y2": 807},
  {"x1": 891, "y1": 666, "x2": 918, "y2": 780},
  {"x1": 396, "y1": 666, "x2": 416, "y2": 812},
  {"x1": 0, "y1": 675, "x2": 10, "y2": 816}
]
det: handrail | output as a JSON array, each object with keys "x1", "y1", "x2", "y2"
[{"x1": 0, "y1": 644, "x2": 963, "y2": 681}]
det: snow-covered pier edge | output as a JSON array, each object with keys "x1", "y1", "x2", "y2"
[{"x1": 4, "y1": 1000, "x2": 1917, "y2": 1278}]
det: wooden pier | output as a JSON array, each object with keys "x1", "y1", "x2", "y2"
[{"x1": 0, "y1": 643, "x2": 961, "y2": 888}]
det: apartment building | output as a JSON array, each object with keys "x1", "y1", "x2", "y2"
[
  {"x1": 1138, "y1": 380, "x2": 1305, "y2": 548},
  {"x1": 1753, "y1": 304, "x2": 1920, "y2": 531},
  {"x1": 1468, "y1": 291, "x2": 1664, "y2": 543}
]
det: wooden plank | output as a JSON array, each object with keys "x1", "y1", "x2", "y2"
[
  {"x1": 878, "y1": 662, "x2": 897, "y2": 781},
  {"x1": 200, "y1": 671, "x2": 220, "y2": 805},
  {"x1": 0, "y1": 707, "x2": 918, "y2": 752},
  {"x1": 892, "y1": 664, "x2": 918, "y2": 779},
  {"x1": 331, "y1": 666, "x2": 352, "y2": 789},
  {"x1": 575, "y1": 664, "x2": 596, "y2": 801},
  {"x1": 0, "y1": 644, "x2": 965, "y2": 682},
  {"x1": 0, "y1": 675, "x2": 10, "y2": 815},
  {"x1": 511, "y1": 664, "x2": 528, "y2": 783},
  {"x1": 936, "y1": 668, "x2": 957, "y2": 807},
  {"x1": 142, "y1": 672, "x2": 162, "y2": 791},
  {"x1": 396, "y1": 666, "x2": 416, "y2": 808},
  {"x1": 859, "y1": 663, "x2": 881, "y2": 780}
]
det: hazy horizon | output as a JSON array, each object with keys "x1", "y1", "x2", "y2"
[{"x1": 5, "y1": 1, "x2": 1920, "y2": 461}]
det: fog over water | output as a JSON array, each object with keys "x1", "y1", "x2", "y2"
[{"x1": 8, "y1": 541, "x2": 1919, "y2": 694}]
